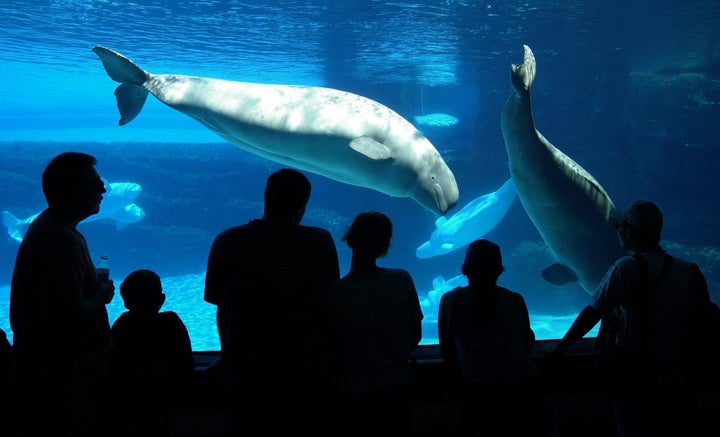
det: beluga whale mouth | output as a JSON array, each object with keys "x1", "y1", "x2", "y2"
[
  {"x1": 501, "y1": 44, "x2": 622, "y2": 293},
  {"x1": 92, "y1": 45, "x2": 459, "y2": 216}
]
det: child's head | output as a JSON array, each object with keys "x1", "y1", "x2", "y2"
[{"x1": 120, "y1": 269, "x2": 165, "y2": 313}]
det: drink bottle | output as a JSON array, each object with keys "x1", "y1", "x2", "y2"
[{"x1": 97, "y1": 254, "x2": 110, "y2": 281}]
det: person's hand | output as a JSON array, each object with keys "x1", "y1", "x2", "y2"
[
  {"x1": 98, "y1": 279, "x2": 115, "y2": 304},
  {"x1": 540, "y1": 339, "x2": 567, "y2": 358}
]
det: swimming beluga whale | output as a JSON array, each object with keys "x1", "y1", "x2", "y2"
[
  {"x1": 3, "y1": 179, "x2": 145, "y2": 242},
  {"x1": 415, "y1": 178, "x2": 517, "y2": 259},
  {"x1": 501, "y1": 45, "x2": 623, "y2": 293},
  {"x1": 92, "y1": 46, "x2": 459, "y2": 216}
]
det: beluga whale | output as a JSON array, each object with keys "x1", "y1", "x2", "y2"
[
  {"x1": 92, "y1": 46, "x2": 459, "y2": 216},
  {"x1": 416, "y1": 178, "x2": 517, "y2": 259},
  {"x1": 501, "y1": 45, "x2": 623, "y2": 293},
  {"x1": 3, "y1": 178, "x2": 145, "y2": 242}
]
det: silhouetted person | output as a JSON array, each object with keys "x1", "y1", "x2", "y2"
[
  {"x1": 109, "y1": 269, "x2": 195, "y2": 436},
  {"x1": 10, "y1": 151, "x2": 115, "y2": 436},
  {"x1": 438, "y1": 239, "x2": 556, "y2": 436},
  {"x1": 331, "y1": 211, "x2": 423, "y2": 436},
  {"x1": 204, "y1": 168, "x2": 341, "y2": 436},
  {"x1": 550, "y1": 200, "x2": 712, "y2": 437}
]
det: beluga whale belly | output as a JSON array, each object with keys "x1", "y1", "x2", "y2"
[
  {"x1": 500, "y1": 45, "x2": 623, "y2": 293},
  {"x1": 92, "y1": 46, "x2": 459, "y2": 216}
]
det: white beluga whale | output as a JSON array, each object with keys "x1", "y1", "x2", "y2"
[
  {"x1": 416, "y1": 178, "x2": 517, "y2": 259},
  {"x1": 3, "y1": 179, "x2": 145, "y2": 242},
  {"x1": 501, "y1": 45, "x2": 622, "y2": 293},
  {"x1": 92, "y1": 46, "x2": 459, "y2": 216}
]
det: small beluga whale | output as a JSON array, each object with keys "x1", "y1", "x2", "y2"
[
  {"x1": 3, "y1": 179, "x2": 145, "y2": 242},
  {"x1": 413, "y1": 113, "x2": 459, "y2": 128},
  {"x1": 92, "y1": 46, "x2": 460, "y2": 216},
  {"x1": 501, "y1": 45, "x2": 622, "y2": 293},
  {"x1": 416, "y1": 178, "x2": 517, "y2": 259},
  {"x1": 419, "y1": 273, "x2": 468, "y2": 323}
]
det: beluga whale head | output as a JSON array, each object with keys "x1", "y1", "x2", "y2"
[{"x1": 411, "y1": 155, "x2": 459, "y2": 216}]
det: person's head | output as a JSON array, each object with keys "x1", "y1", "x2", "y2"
[
  {"x1": 461, "y1": 239, "x2": 504, "y2": 285},
  {"x1": 120, "y1": 269, "x2": 165, "y2": 313},
  {"x1": 615, "y1": 200, "x2": 663, "y2": 249},
  {"x1": 263, "y1": 168, "x2": 311, "y2": 224},
  {"x1": 342, "y1": 211, "x2": 393, "y2": 259},
  {"x1": 42, "y1": 152, "x2": 106, "y2": 223}
]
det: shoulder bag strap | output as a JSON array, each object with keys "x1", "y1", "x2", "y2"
[{"x1": 634, "y1": 253, "x2": 673, "y2": 349}]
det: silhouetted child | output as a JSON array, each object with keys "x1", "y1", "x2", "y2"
[{"x1": 108, "y1": 269, "x2": 195, "y2": 436}]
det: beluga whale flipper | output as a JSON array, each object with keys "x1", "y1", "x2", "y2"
[
  {"x1": 92, "y1": 46, "x2": 459, "y2": 216},
  {"x1": 501, "y1": 45, "x2": 622, "y2": 293}
]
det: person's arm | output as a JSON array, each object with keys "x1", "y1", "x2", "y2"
[
  {"x1": 167, "y1": 312, "x2": 196, "y2": 371},
  {"x1": 514, "y1": 292, "x2": 535, "y2": 353},
  {"x1": 51, "y1": 235, "x2": 111, "y2": 318},
  {"x1": 203, "y1": 234, "x2": 227, "y2": 348},
  {"x1": 85, "y1": 279, "x2": 114, "y2": 308},
  {"x1": 405, "y1": 271, "x2": 423, "y2": 347},
  {"x1": 437, "y1": 289, "x2": 462, "y2": 383},
  {"x1": 550, "y1": 305, "x2": 602, "y2": 356}
]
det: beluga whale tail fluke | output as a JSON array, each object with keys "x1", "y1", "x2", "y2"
[
  {"x1": 92, "y1": 46, "x2": 460, "y2": 216},
  {"x1": 501, "y1": 45, "x2": 622, "y2": 293},
  {"x1": 93, "y1": 46, "x2": 150, "y2": 125}
]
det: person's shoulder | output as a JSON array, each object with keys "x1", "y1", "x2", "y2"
[
  {"x1": 615, "y1": 253, "x2": 637, "y2": 266},
  {"x1": 158, "y1": 310, "x2": 183, "y2": 320},
  {"x1": 439, "y1": 285, "x2": 464, "y2": 302},
  {"x1": 388, "y1": 268, "x2": 415, "y2": 283},
  {"x1": 157, "y1": 311, "x2": 188, "y2": 326},
  {"x1": 24, "y1": 216, "x2": 79, "y2": 246},
  {"x1": 297, "y1": 224, "x2": 336, "y2": 247},
  {"x1": 215, "y1": 221, "x2": 254, "y2": 238},
  {"x1": 298, "y1": 224, "x2": 333, "y2": 237},
  {"x1": 497, "y1": 285, "x2": 520, "y2": 295},
  {"x1": 111, "y1": 311, "x2": 132, "y2": 330},
  {"x1": 211, "y1": 221, "x2": 264, "y2": 248},
  {"x1": 606, "y1": 253, "x2": 638, "y2": 274},
  {"x1": 668, "y1": 255, "x2": 698, "y2": 270},
  {"x1": 497, "y1": 285, "x2": 527, "y2": 302},
  {"x1": 383, "y1": 267, "x2": 411, "y2": 277}
]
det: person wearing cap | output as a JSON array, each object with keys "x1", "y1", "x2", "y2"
[
  {"x1": 550, "y1": 200, "x2": 711, "y2": 436},
  {"x1": 438, "y1": 239, "x2": 556, "y2": 436}
]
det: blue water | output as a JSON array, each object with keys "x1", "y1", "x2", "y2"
[{"x1": 1, "y1": 1, "x2": 718, "y2": 351}]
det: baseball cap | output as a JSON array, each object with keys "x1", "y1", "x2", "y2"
[{"x1": 623, "y1": 200, "x2": 663, "y2": 236}]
